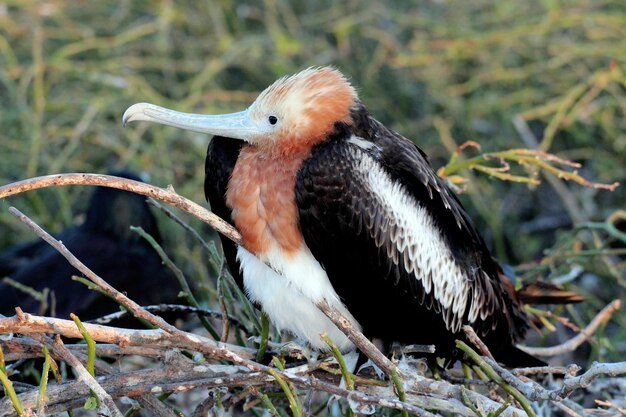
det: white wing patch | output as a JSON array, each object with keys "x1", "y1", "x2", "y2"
[{"x1": 351, "y1": 140, "x2": 481, "y2": 332}]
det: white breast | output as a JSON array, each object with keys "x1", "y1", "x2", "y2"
[{"x1": 237, "y1": 245, "x2": 360, "y2": 352}]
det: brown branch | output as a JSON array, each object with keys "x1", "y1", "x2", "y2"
[
  {"x1": 0, "y1": 311, "x2": 256, "y2": 359},
  {"x1": 512, "y1": 365, "x2": 581, "y2": 377},
  {"x1": 519, "y1": 299, "x2": 621, "y2": 356},
  {"x1": 463, "y1": 325, "x2": 494, "y2": 359},
  {"x1": 1, "y1": 338, "x2": 168, "y2": 362},
  {"x1": 0, "y1": 358, "x2": 438, "y2": 417},
  {"x1": 0, "y1": 173, "x2": 242, "y2": 245},
  {"x1": 47, "y1": 334, "x2": 123, "y2": 417},
  {"x1": 312, "y1": 302, "x2": 528, "y2": 416},
  {"x1": 90, "y1": 303, "x2": 249, "y2": 334},
  {"x1": 315, "y1": 300, "x2": 398, "y2": 375},
  {"x1": 5, "y1": 206, "x2": 265, "y2": 367}
]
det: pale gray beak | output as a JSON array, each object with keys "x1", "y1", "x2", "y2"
[{"x1": 122, "y1": 103, "x2": 257, "y2": 141}]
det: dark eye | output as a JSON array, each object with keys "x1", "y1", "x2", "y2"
[{"x1": 268, "y1": 115, "x2": 278, "y2": 125}]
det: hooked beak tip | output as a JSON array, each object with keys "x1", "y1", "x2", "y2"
[{"x1": 122, "y1": 103, "x2": 149, "y2": 128}]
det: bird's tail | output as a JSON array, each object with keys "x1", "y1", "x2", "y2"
[{"x1": 517, "y1": 281, "x2": 584, "y2": 305}]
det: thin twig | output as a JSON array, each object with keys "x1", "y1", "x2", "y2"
[
  {"x1": 519, "y1": 299, "x2": 621, "y2": 356},
  {"x1": 484, "y1": 356, "x2": 626, "y2": 401},
  {"x1": 463, "y1": 325, "x2": 494, "y2": 359},
  {"x1": 0, "y1": 173, "x2": 241, "y2": 245},
  {"x1": 47, "y1": 334, "x2": 123, "y2": 417},
  {"x1": 146, "y1": 198, "x2": 214, "y2": 253},
  {"x1": 0, "y1": 311, "x2": 256, "y2": 360},
  {"x1": 90, "y1": 304, "x2": 249, "y2": 334},
  {"x1": 130, "y1": 225, "x2": 221, "y2": 340},
  {"x1": 6, "y1": 206, "x2": 260, "y2": 367},
  {"x1": 1, "y1": 338, "x2": 167, "y2": 362},
  {"x1": 457, "y1": 340, "x2": 536, "y2": 417},
  {"x1": 315, "y1": 300, "x2": 410, "y2": 417},
  {"x1": 36, "y1": 345, "x2": 52, "y2": 417},
  {"x1": 315, "y1": 300, "x2": 396, "y2": 376}
]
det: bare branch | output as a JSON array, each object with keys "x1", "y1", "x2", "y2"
[
  {"x1": 463, "y1": 325, "x2": 494, "y2": 359},
  {"x1": 0, "y1": 311, "x2": 256, "y2": 359},
  {"x1": 90, "y1": 303, "x2": 249, "y2": 334},
  {"x1": 1, "y1": 338, "x2": 168, "y2": 362},
  {"x1": 315, "y1": 300, "x2": 397, "y2": 376},
  {"x1": 519, "y1": 299, "x2": 621, "y2": 356},
  {"x1": 485, "y1": 356, "x2": 626, "y2": 402},
  {"x1": 0, "y1": 173, "x2": 241, "y2": 245},
  {"x1": 47, "y1": 334, "x2": 123, "y2": 417}
]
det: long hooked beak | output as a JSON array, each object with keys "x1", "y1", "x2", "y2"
[{"x1": 122, "y1": 103, "x2": 257, "y2": 141}]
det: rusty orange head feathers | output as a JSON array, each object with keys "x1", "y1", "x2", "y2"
[{"x1": 123, "y1": 67, "x2": 358, "y2": 155}]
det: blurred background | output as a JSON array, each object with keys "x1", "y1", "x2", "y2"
[{"x1": 0, "y1": 0, "x2": 625, "y2": 363}]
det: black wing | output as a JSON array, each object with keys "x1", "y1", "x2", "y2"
[
  {"x1": 204, "y1": 136, "x2": 245, "y2": 289},
  {"x1": 296, "y1": 108, "x2": 529, "y2": 361}
]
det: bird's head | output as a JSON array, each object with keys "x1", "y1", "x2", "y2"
[{"x1": 123, "y1": 67, "x2": 357, "y2": 155}]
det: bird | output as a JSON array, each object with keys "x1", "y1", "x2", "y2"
[
  {"x1": 0, "y1": 171, "x2": 180, "y2": 321},
  {"x1": 123, "y1": 67, "x2": 582, "y2": 367}
]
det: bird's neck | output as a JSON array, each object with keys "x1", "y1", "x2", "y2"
[{"x1": 226, "y1": 145, "x2": 308, "y2": 256}]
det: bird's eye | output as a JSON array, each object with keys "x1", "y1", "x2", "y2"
[{"x1": 268, "y1": 115, "x2": 278, "y2": 125}]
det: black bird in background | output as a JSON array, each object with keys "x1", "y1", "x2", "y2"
[
  {"x1": 124, "y1": 68, "x2": 583, "y2": 367},
  {"x1": 0, "y1": 171, "x2": 179, "y2": 320}
]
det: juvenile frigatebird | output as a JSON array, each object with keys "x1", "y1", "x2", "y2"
[
  {"x1": 123, "y1": 67, "x2": 581, "y2": 366},
  {"x1": 0, "y1": 171, "x2": 179, "y2": 321}
]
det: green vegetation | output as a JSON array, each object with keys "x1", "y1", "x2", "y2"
[{"x1": 1, "y1": 0, "x2": 625, "y2": 414}]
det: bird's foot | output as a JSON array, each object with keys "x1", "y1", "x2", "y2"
[
  {"x1": 249, "y1": 338, "x2": 316, "y2": 364},
  {"x1": 269, "y1": 338, "x2": 316, "y2": 361}
]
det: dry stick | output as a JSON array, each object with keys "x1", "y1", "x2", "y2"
[
  {"x1": 315, "y1": 300, "x2": 410, "y2": 417},
  {"x1": 45, "y1": 334, "x2": 123, "y2": 417},
  {"x1": 4, "y1": 208, "x2": 434, "y2": 417},
  {"x1": 91, "y1": 304, "x2": 248, "y2": 334},
  {"x1": 34, "y1": 336, "x2": 178, "y2": 417},
  {"x1": 0, "y1": 311, "x2": 255, "y2": 360},
  {"x1": 0, "y1": 173, "x2": 242, "y2": 245},
  {"x1": 484, "y1": 355, "x2": 626, "y2": 401},
  {"x1": 6, "y1": 206, "x2": 252, "y2": 362},
  {"x1": 512, "y1": 366, "x2": 580, "y2": 377},
  {"x1": 462, "y1": 325, "x2": 494, "y2": 359},
  {"x1": 316, "y1": 300, "x2": 396, "y2": 376},
  {"x1": 0, "y1": 313, "x2": 515, "y2": 417},
  {"x1": 519, "y1": 299, "x2": 621, "y2": 357},
  {"x1": 1, "y1": 361, "x2": 435, "y2": 417},
  {"x1": 1, "y1": 338, "x2": 168, "y2": 362}
]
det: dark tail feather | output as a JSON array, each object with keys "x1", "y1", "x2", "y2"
[
  {"x1": 518, "y1": 281, "x2": 584, "y2": 305},
  {"x1": 493, "y1": 345, "x2": 546, "y2": 368}
]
